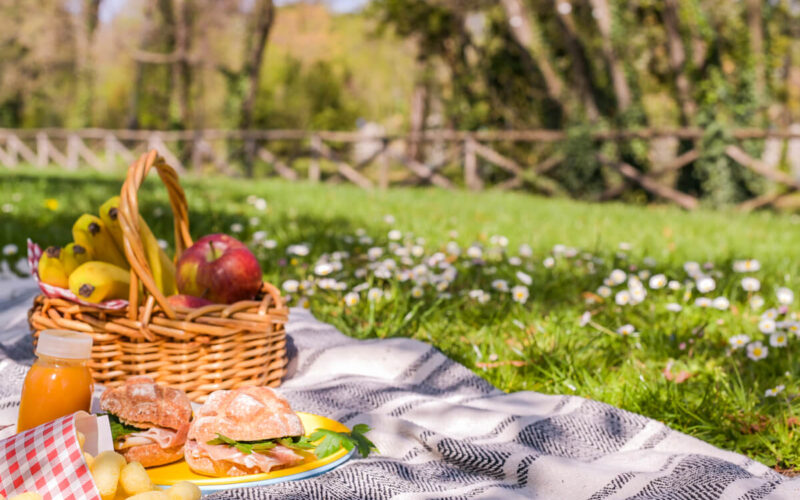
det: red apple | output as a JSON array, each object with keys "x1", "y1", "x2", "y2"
[
  {"x1": 176, "y1": 234, "x2": 263, "y2": 304},
  {"x1": 167, "y1": 294, "x2": 215, "y2": 309}
]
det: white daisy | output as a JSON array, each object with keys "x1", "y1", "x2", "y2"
[
  {"x1": 230, "y1": 223, "x2": 243, "y2": 233},
  {"x1": 747, "y1": 341, "x2": 768, "y2": 361},
  {"x1": 762, "y1": 308, "x2": 779, "y2": 320},
  {"x1": 543, "y1": 257, "x2": 555, "y2": 268},
  {"x1": 684, "y1": 261, "x2": 701, "y2": 277},
  {"x1": 516, "y1": 271, "x2": 532, "y2": 286},
  {"x1": 367, "y1": 247, "x2": 384, "y2": 260},
  {"x1": 712, "y1": 297, "x2": 730, "y2": 311},
  {"x1": 508, "y1": 257, "x2": 522, "y2": 266},
  {"x1": 759, "y1": 318, "x2": 777, "y2": 334},
  {"x1": 733, "y1": 259, "x2": 761, "y2": 273},
  {"x1": 314, "y1": 263, "x2": 334, "y2": 276},
  {"x1": 446, "y1": 241, "x2": 461, "y2": 256},
  {"x1": 411, "y1": 286, "x2": 424, "y2": 298},
  {"x1": 665, "y1": 303, "x2": 683, "y2": 312},
  {"x1": 630, "y1": 287, "x2": 647, "y2": 304},
  {"x1": 411, "y1": 245, "x2": 425, "y2": 258},
  {"x1": 729, "y1": 334, "x2": 750, "y2": 349},
  {"x1": 765, "y1": 384, "x2": 785, "y2": 397},
  {"x1": 770, "y1": 332, "x2": 788, "y2": 347},
  {"x1": 492, "y1": 279, "x2": 509, "y2": 292},
  {"x1": 649, "y1": 274, "x2": 667, "y2": 289},
  {"x1": 597, "y1": 286, "x2": 612, "y2": 298},
  {"x1": 367, "y1": 288, "x2": 383, "y2": 301},
  {"x1": 615, "y1": 290, "x2": 631, "y2": 306},
  {"x1": 619, "y1": 242, "x2": 632, "y2": 251},
  {"x1": 741, "y1": 277, "x2": 761, "y2": 292},
  {"x1": 694, "y1": 297, "x2": 711, "y2": 308},
  {"x1": 466, "y1": 245, "x2": 483, "y2": 259},
  {"x1": 388, "y1": 229, "x2": 402, "y2": 241},
  {"x1": 511, "y1": 285, "x2": 529, "y2": 304},
  {"x1": 2, "y1": 244, "x2": 18, "y2": 256},
  {"x1": 254, "y1": 198, "x2": 268, "y2": 211},
  {"x1": 777, "y1": 287, "x2": 794, "y2": 305},
  {"x1": 287, "y1": 244, "x2": 310, "y2": 256},
  {"x1": 249, "y1": 217, "x2": 260, "y2": 227},
  {"x1": 696, "y1": 276, "x2": 716, "y2": 294},
  {"x1": 668, "y1": 280, "x2": 681, "y2": 290},
  {"x1": 609, "y1": 269, "x2": 627, "y2": 285},
  {"x1": 750, "y1": 295, "x2": 765, "y2": 310},
  {"x1": 518, "y1": 244, "x2": 533, "y2": 258},
  {"x1": 617, "y1": 324, "x2": 637, "y2": 336},
  {"x1": 282, "y1": 280, "x2": 299, "y2": 293},
  {"x1": 1, "y1": 203, "x2": 12, "y2": 213}
]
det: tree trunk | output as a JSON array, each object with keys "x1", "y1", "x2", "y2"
[
  {"x1": 588, "y1": 0, "x2": 631, "y2": 112},
  {"x1": 74, "y1": 0, "x2": 102, "y2": 127},
  {"x1": 408, "y1": 53, "x2": 429, "y2": 162},
  {"x1": 499, "y1": 0, "x2": 564, "y2": 104},
  {"x1": 240, "y1": 0, "x2": 275, "y2": 131},
  {"x1": 173, "y1": 0, "x2": 192, "y2": 128},
  {"x1": 554, "y1": 0, "x2": 599, "y2": 121},
  {"x1": 663, "y1": 0, "x2": 696, "y2": 125},
  {"x1": 746, "y1": 0, "x2": 765, "y2": 107}
]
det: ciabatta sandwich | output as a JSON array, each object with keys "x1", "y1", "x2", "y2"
[
  {"x1": 185, "y1": 386, "x2": 308, "y2": 477},
  {"x1": 100, "y1": 376, "x2": 192, "y2": 467}
]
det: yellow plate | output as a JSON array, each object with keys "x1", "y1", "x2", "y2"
[{"x1": 148, "y1": 412, "x2": 354, "y2": 492}]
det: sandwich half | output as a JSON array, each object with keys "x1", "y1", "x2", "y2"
[
  {"x1": 185, "y1": 386, "x2": 308, "y2": 477},
  {"x1": 100, "y1": 376, "x2": 192, "y2": 467}
]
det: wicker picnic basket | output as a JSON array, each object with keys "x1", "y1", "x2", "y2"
[{"x1": 28, "y1": 150, "x2": 289, "y2": 402}]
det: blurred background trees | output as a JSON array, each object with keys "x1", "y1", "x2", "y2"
[{"x1": 1, "y1": 0, "x2": 800, "y2": 203}]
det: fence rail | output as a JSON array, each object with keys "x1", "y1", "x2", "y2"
[{"x1": 1, "y1": 127, "x2": 800, "y2": 211}]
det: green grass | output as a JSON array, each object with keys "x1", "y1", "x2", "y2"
[{"x1": 3, "y1": 166, "x2": 800, "y2": 471}]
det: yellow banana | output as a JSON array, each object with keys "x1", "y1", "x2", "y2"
[
  {"x1": 98, "y1": 196, "x2": 176, "y2": 295},
  {"x1": 69, "y1": 261, "x2": 131, "y2": 303},
  {"x1": 39, "y1": 246, "x2": 68, "y2": 288},
  {"x1": 61, "y1": 242, "x2": 92, "y2": 275},
  {"x1": 98, "y1": 196, "x2": 124, "y2": 254},
  {"x1": 72, "y1": 214, "x2": 129, "y2": 270}
]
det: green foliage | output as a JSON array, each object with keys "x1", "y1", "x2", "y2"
[{"x1": 254, "y1": 57, "x2": 362, "y2": 131}]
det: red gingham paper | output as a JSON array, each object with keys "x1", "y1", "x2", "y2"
[
  {"x1": 0, "y1": 413, "x2": 101, "y2": 500},
  {"x1": 27, "y1": 239, "x2": 128, "y2": 310}
]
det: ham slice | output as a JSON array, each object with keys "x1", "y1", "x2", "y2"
[
  {"x1": 186, "y1": 439, "x2": 303, "y2": 474},
  {"x1": 118, "y1": 423, "x2": 188, "y2": 450}
]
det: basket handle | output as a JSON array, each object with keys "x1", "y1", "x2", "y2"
[{"x1": 118, "y1": 150, "x2": 193, "y2": 320}]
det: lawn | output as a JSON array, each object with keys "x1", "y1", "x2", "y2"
[{"x1": 3, "y1": 166, "x2": 800, "y2": 471}]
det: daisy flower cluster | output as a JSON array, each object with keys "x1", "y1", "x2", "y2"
[{"x1": 587, "y1": 248, "x2": 800, "y2": 398}]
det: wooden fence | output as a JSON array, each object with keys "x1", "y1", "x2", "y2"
[{"x1": 2, "y1": 127, "x2": 800, "y2": 210}]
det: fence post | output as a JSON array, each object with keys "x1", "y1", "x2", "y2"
[
  {"x1": 66, "y1": 134, "x2": 79, "y2": 170},
  {"x1": 36, "y1": 133, "x2": 48, "y2": 168},
  {"x1": 309, "y1": 134, "x2": 321, "y2": 183},
  {"x1": 378, "y1": 139, "x2": 390, "y2": 189},
  {"x1": 464, "y1": 136, "x2": 482, "y2": 190}
]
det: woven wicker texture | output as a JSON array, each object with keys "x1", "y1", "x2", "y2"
[{"x1": 28, "y1": 150, "x2": 288, "y2": 402}]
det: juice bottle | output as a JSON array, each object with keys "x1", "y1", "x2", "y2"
[{"x1": 17, "y1": 329, "x2": 94, "y2": 432}]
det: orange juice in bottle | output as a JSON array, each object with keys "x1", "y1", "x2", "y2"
[{"x1": 17, "y1": 329, "x2": 94, "y2": 432}]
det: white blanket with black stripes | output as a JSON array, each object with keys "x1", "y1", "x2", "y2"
[{"x1": 1, "y1": 277, "x2": 798, "y2": 499}]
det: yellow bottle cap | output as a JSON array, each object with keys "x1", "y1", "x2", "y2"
[{"x1": 36, "y1": 329, "x2": 93, "y2": 360}]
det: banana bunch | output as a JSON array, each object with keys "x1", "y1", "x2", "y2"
[{"x1": 37, "y1": 196, "x2": 176, "y2": 304}]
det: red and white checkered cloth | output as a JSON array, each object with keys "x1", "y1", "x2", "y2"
[
  {"x1": 0, "y1": 413, "x2": 101, "y2": 500},
  {"x1": 27, "y1": 239, "x2": 128, "y2": 310}
]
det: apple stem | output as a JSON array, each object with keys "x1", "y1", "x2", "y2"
[{"x1": 209, "y1": 240, "x2": 219, "y2": 260}]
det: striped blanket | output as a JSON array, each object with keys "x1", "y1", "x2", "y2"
[{"x1": 1, "y1": 275, "x2": 798, "y2": 499}]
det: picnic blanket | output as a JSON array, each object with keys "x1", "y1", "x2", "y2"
[{"x1": 1, "y1": 274, "x2": 799, "y2": 499}]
